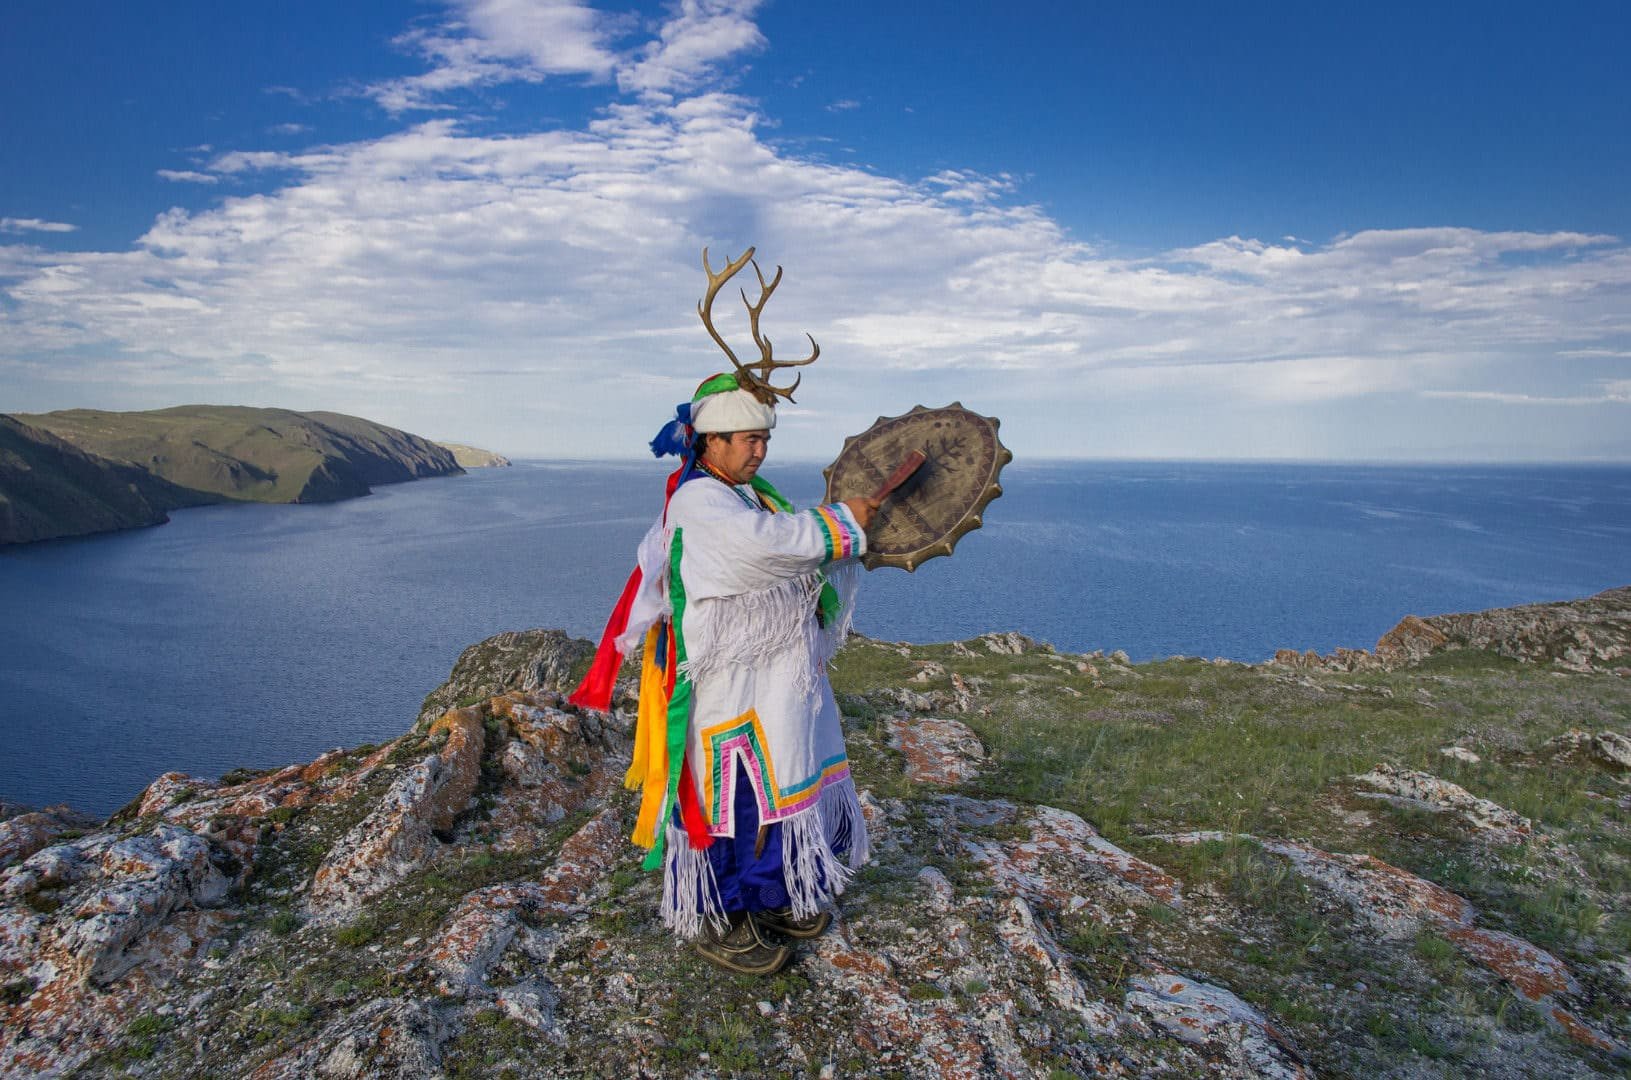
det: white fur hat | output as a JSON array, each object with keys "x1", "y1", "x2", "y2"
[{"x1": 690, "y1": 386, "x2": 776, "y2": 433}]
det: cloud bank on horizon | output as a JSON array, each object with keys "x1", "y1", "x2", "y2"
[{"x1": 2, "y1": 0, "x2": 1629, "y2": 462}]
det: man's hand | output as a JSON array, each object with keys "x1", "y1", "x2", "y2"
[{"x1": 843, "y1": 496, "x2": 882, "y2": 531}]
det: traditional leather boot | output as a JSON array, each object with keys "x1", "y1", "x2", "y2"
[
  {"x1": 693, "y1": 911, "x2": 792, "y2": 975},
  {"x1": 754, "y1": 906, "x2": 832, "y2": 939}
]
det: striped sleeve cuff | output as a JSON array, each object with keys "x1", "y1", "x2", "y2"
[{"x1": 809, "y1": 502, "x2": 866, "y2": 563}]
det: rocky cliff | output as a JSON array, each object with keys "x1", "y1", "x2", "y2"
[
  {"x1": 2, "y1": 590, "x2": 1628, "y2": 1078},
  {"x1": 435, "y1": 443, "x2": 513, "y2": 469},
  {"x1": 1, "y1": 406, "x2": 464, "y2": 545}
]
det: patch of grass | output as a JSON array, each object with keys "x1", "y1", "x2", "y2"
[
  {"x1": 1, "y1": 978, "x2": 36, "y2": 1006},
  {"x1": 905, "y1": 981, "x2": 946, "y2": 1000},
  {"x1": 267, "y1": 909, "x2": 302, "y2": 936},
  {"x1": 1414, "y1": 929, "x2": 1457, "y2": 973},
  {"x1": 664, "y1": 1010, "x2": 762, "y2": 1073},
  {"x1": 334, "y1": 917, "x2": 379, "y2": 948},
  {"x1": 445, "y1": 1008, "x2": 534, "y2": 1079},
  {"x1": 92, "y1": 1013, "x2": 178, "y2": 1068},
  {"x1": 21, "y1": 889, "x2": 62, "y2": 915},
  {"x1": 1266, "y1": 995, "x2": 1322, "y2": 1026},
  {"x1": 249, "y1": 1004, "x2": 317, "y2": 1044},
  {"x1": 1401, "y1": 1020, "x2": 1451, "y2": 1059}
]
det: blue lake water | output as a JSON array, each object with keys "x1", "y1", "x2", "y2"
[{"x1": 4, "y1": 460, "x2": 1630, "y2": 817}]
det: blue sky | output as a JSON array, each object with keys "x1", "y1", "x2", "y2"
[{"x1": 3, "y1": 1, "x2": 1629, "y2": 461}]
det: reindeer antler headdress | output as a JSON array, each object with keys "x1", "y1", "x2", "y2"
[
  {"x1": 697, "y1": 246, "x2": 820, "y2": 406},
  {"x1": 649, "y1": 246, "x2": 821, "y2": 457}
]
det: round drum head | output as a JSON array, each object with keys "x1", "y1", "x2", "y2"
[{"x1": 822, "y1": 403, "x2": 1011, "y2": 571}]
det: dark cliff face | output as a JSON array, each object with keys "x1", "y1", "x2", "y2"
[
  {"x1": 301, "y1": 411, "x2": 464, "y2": 499},
  {"x1": 0, "y1": 415, "x2": 211, "y2": 545},
  {"x1": 1, "y1": 406, "x2": 464, "y2": 541}
]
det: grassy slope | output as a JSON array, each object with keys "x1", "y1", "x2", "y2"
[
  {"x1": 0, "y1": 414, "x2": 210, "y2": 544},
  {"x1": 17, "y1": 405, "x2": 458, "y2": 504},
  {"x1": 832, "y1": 641, "x2": 1631, "y2": 1063}
]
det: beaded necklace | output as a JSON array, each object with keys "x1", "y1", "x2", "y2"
[{"x1": 695, "y1": 457, "x2": 768, "y2": 511}]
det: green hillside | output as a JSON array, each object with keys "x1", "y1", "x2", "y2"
[
  {"x1": 15, "y1": 405, "x2": 462, "y2": 505},
  {"x1": 0, "y1": 415, "x2": 209, "y2": 545}
]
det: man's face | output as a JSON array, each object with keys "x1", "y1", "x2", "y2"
[{"x1": 704, "y1": 429, "x2": 771, "y2": 484}]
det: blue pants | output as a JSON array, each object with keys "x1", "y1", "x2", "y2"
[{"x1": 706, "y1": 761, "x2": 792, "y2": 913}]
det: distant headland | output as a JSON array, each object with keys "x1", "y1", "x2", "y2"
[{"x1": 0, "y1": 405, "x2": 503, "y2": 546}]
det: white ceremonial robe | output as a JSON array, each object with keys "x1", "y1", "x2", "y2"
[{"x1": 619, "y1": 473, "x2": 870, "y2": 934}]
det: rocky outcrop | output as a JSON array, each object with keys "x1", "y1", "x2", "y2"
[
  {"x1": 887, "y1": 715, "x2": 986, "y2": 785},
  {"x1": 1272, "y1": 587, "x2": 1631, "y2": 672},
  {"x1": 306, "y1": 708, "x2": 487, "y2": 922},
  {"x1": 416, "y1": 629, "x2": 595, "y2": 728},
  {"x1": 4, "y1": 611, "x2": 1628, "y2": 1078},
  {"x1": 250, "y1": 999, "x2": 451, "y2": 1079},
  {"x1": 1123, "y1": 972, "x2": 1309, "y2": 1080},
  {"x1": 1351, "y1": 763, "x2": 1532, "y2": 841},
  {"x1": 435, "y1": 442, "x2": 513, "y2": 468},
  {"x1": 1161, "y1": 832, "x2": 1624, "y2": 1057},
  {"x1": 1414, "y1": 586, "x2": 1631, "y2": 673},
  {"x1": 1544, "y1": 728, "x2": 1631, "y2": 771},
  {"x1": 1374, "y1": 614, "x2": 1451, "y2": 664},
  {"x1": 0, "y1": 804, "x2": 96, "y2": 870},
  {"x1": 1271, "y1": 585, "x2": 1631, "y2": 674}
]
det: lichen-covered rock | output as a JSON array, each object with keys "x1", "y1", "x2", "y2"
[
  {"x1": 1162, "y1": 832, "x2": 1625, "y2": 1057},
  {"x1": 996, "y1": 897, "x2": 1119, "y2": 1036},
  {"x1": 0, "y1": 806, "x2": 94, "y2": 872},
  {"x1": 417, "y1": 809, "x2": 621, "y2": 997},
  {"x1": 416, "y1": 628, "x2": 595, "y2": 728},
  {"x1": 979, "y1": 631, "x2": 1037, "y2": 655},
  {"x1": 887, "y1": 715, "x2": 985, "y2": 785},
  {"x1": 1352, "y1": 763, "x2": 1532, "y2": 840},
  {"x1": 805, "y1": 928, "x2": 998, "y2": 1078},
  {"x1": 306, "y1": 707, "x2": 485, "y2": 921},
  {"x1": 1123, "y1": 971, "x2": 1310, "y2": 1079},
  {"x1": 1252, "y1": 838, "x2": 1475, "y2": 938},
  {"x1": 1591, "y1": 730, "x2": 1631, "y2": 770},
  {"x1": 969, "y1": 803, "x2": 1182, "y2": 913},
  {"x1": 1394, "y1": 585, "x2": 1631, "y2": 672},
  {"x1": 249, "y1": 998, "x2": 450, "y2": 1079},
  {"x1": 55, "y1": 824, "x2": 230, "y2": 986},
  {"x1": 1374, "y1": 613, "x2": 1450, "y2": 663}
]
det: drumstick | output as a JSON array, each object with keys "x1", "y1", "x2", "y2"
[{"x1": 870, "y1": 449, "x2": 927, "y2": 503}]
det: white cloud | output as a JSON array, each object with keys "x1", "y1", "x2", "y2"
[
  {"x1": 268, "y1": 123, "x2": 310, "y2": 136},
  {"x1": 617, "y1": 0, "x2": 765, "y2": 99},
  {"x1": 1422, "y1": 383, "x2": 1631, "y2": 406},
  {"x1": 0, "y1": 217, "x2": 77, "y2": 234},
  {"x1": 157, "y1": 169, "x2": 220, "y2": 184},
  {"x1": 3, "y1": 2, "x2": 1629, "y2": 462},
  {"x1": 366, "y1": 0, "x2": 619, "y2": 113},
  {"x1": 361, "y1": 0, "x2": 769, "y2": 111}
]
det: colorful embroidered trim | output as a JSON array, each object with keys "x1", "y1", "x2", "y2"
[
  {"x1": 700, "y1": 710, "x2": 851, "y2": 827},
  {"x1": 809, "y1": 504, "x2": 857, "y2": 562}
]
